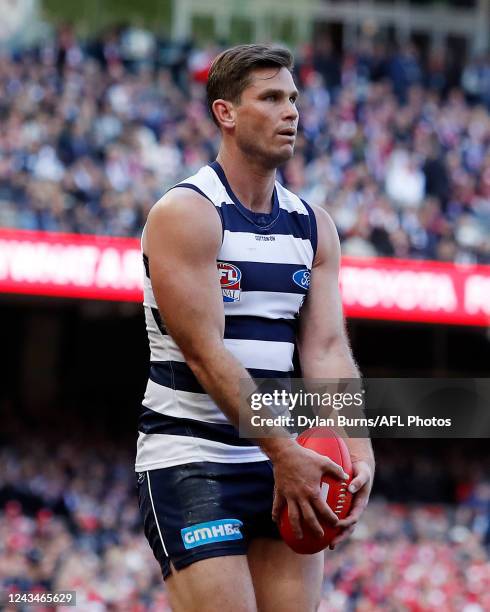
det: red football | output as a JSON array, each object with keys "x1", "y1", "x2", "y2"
[{"x1": 279, "y1": 427, "x2": 353, "y2": 554}]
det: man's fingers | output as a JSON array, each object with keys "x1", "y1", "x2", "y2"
[
  {"x1": 287, "y1": 499, "x2": 303, "y2": 539},
  {"x1": 344, "y1": 502, "x2": 365, "y2": 524},
  {"x1": 327, "y1": 461, "x2": 373, "y2": 548},
  {"x1": 329, "y1": 525, "x2": 355, "y2": 550},
  {"x1": 350, "y1": 489, "x2": 369, "y2": 513},
  {"x1": 340, "y1": 491, "x2": 367, "y2": 522},
  {"x1": 336, "y1": 484, "x2": 370, "y2": 528},
  {"x1": 311, "y1": 491, "x2": 339, "y2": 528},
  {"x1": 336, "y1": 514, "x2": 358, "y2": 528},
  {"x1": 330, "y1": 525, "x2": 356, "y2": 549},
  {"x1": 271, "y1": 490, "x2": 285, "y2": 523},
  {"x1": 323, "y1": 457, "x2": 349, "y2": 481},
  {"x1": 339, "y1": 495, "x2": 368, "y2": 526},
  {"x1": 348, "y1": 472, "x2": 369, "y2": 494},
  {"x1": 299, "y1": 500, "x2": 324, "y2": 538}
]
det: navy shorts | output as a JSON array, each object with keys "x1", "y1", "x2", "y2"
[{"x1": 136, "y1": 460, "x2": 281, "y2": 580}]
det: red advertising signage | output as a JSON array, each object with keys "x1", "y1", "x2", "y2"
[
  {"x1": 340, "y1": 256, "x2": 489, "y2": 327},
  {"x1": 0, "y1": 228, "x2": 142, "y2": 302},
  {"x1": 0, "y1": 229, "x2": 488, "y2": 326}
]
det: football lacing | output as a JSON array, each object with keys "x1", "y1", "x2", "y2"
[{"x1": 334, "y1": 483, "x2": 349, "y2": 515}]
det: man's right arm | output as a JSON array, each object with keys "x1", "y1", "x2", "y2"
[
  {"x1": 145, "y1": 189, "x2": 263, "y2": 431},
  {"x1": 144, "y1": 189, "x2": 346, "y2": 537}
]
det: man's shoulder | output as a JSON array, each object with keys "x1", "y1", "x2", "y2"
[
  {"x1": 151, "y1": 186, "x2": 218, "y2": 224},
  {"x1": 143, "y1": 165, "x2": 222, "y2": 255},
  {"x1": 145, "y1": 188, "x2": 222, "y2": 258}
]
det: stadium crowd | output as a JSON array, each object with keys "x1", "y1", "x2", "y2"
[
  {"x1": 0, "y1": 25, "x2": 489, "y2": 263},
  {"x1": 1, "y1": 23, "x2": 489, "y2": 612},
  {"x1": 0, "y1": 431, "x2": 489, "y2": 611}
]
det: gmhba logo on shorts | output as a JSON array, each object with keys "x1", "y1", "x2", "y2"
[{"x1": 181, "y1": 519, "x2": 243, "y2": 549}]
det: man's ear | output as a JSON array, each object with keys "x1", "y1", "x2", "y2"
[{"x1": 212, "y1": 99, "x2": 236, "y2": 130}]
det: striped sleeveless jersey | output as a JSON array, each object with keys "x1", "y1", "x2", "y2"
[{"x1": 135, "y1": 161, "x2": 317, "y2": 470}]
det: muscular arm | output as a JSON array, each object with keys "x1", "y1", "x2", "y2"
[
  {"x1": 145, "y1": 189, "x2": 246, "y2": 421},
  {"x1": 297, "y1": 206, "x2": 375, "y2": 546},
  {"x1": 146, "y1": 190, "x2": 267, "y2": 436},
  {"x1": 298, "y1": 206, "x2": 375, "y2": 469},
  {"x1": 298, "y1": 211, "x2": 358, "y2": 377}
]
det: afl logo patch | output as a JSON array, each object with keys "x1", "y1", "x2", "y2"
[
  {"x1": 292, "y1": 269, "x2": 311, "y2": 290},
  {"x1": 218, "y1": 262, "x2": 241, "y2": 303}
]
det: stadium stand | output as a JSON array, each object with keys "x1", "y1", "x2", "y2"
[
  {"x1": 1, "y1": 22, "x2": 489, "y2": 612},
  {"x1": 0, "y1": 25, "x2": 488, "y2": 263},
  {"x1": 0, "y1": 431, "x2": 489, "y2": 611}
]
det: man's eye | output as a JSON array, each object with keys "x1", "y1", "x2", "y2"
[
  {"x1": 290, "y1": 97, "x2": 297, "y2": 104},
  {"x1": 266, "y1": 95, "x2": 277, "y2": 101}
]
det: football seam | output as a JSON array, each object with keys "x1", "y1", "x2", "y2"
[
  {"x1": 332, "y1": 432, "x2": 349, "y2": 516},
  {"x1": 300, "y1": 428, "x2": 351, "y2": 517}
]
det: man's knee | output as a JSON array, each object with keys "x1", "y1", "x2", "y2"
[
  {"x1": 164, "y1": 556, "x2": 258, "y2": 612},
  {"x1": 247, "y1": 539, "x2": 324, "y2": 612}
]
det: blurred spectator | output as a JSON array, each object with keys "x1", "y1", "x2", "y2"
[
  {"x1": 0, "y1": 434, "x2": 488, "y2": 610},
  {"x1": 462, "y1": 54, "x2": 490, "y2": 108},
  {"x1": 388, "y1": 42, "x2": 423, "y2": 103},
  {"x1": 385, "y1": 148, "x2": 425, "y2": 207},
  {"x1": 312, "y1": 36, "x2": 341, "y2": 94},
  {"x1": 0, "y1": 28, "x2": 489, "y2": 263},
  {"x1": 423, "y1": 137, "x2": 451, "y2": 210}
]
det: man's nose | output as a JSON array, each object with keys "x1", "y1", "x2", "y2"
[{"x1": 283, "y1": 101, "x2": 298, "y2": 122}]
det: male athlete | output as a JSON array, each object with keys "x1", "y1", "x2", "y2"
[{"x1": 136, "y1": 44, "x2": 375, "y2": 612}]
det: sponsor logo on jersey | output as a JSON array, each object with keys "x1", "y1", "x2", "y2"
[
  {"x1": 292, "y1": 268, "x2": 311, "y2": 290},
  {"x1": 181, "y1": 519, "x2": 243, "y2": 549},
  {"x1": 217, "y1": 262, "x2": 241, "y2": 302}
]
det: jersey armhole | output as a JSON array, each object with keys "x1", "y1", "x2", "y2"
[
  {"x1": 167, "y1": 183, "x2": 225, "y2": 245},
  {"x1": 300, "y1": 199, "x2": 318, "y2": 262}
]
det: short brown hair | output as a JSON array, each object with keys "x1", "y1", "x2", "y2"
[{"x1": 206, "y1": 44, "x2": 294, "y2": 126}]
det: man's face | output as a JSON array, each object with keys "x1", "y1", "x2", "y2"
[{"x1": 232, "y1": 67, "x2": 299, "y2": 169}]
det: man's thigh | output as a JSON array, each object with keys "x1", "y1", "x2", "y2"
[
  {"x1": 165, "y1": 555, "x2": 257, "y2": 612},
  {"x1": 247, "y1": 538, "x2": 324, "y2": 612}
]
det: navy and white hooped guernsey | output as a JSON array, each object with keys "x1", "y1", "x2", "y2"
[{"x1": 135, "y1": 161, "x2": 317, "y2": 471}]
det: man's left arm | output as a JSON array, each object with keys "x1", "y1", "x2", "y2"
[{"x1": 297, "y1": 205, "x2": 375, "y2": 549}]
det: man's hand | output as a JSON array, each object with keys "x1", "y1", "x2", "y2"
[
  {"x1": 328, "y1": 459, "x2": 374, "y2": 550},
  {"x1": 270, "y1": 442, "x2": 349, "y2": 540}
]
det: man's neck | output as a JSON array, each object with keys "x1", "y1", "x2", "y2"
[{"x1": 216, "y1": 147, "x2": 276, "y2": 214}]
